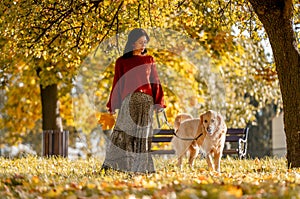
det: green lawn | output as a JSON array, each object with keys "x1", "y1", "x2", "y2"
[{"x1": 0, "y1": 156, "x2": 299, "y2": 198}]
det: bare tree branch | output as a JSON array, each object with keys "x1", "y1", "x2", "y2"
[
  {"x1": 93, "y1": 1, "x2": 124, "y2": 56},
  {"x1": 30, "y1": 8, "x2": 73, "y2": 48}
]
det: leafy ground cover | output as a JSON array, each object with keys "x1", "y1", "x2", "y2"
[{"x1": 0, "y1": 156, "x2": 299, "y2": 198}]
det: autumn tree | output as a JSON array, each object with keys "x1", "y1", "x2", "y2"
[
  {"x1": 0, "y1": 0, "x2": 124, "y2": 145},
  {"x1": 1, "y1": 0, "x2": 297, "y2": 164}
]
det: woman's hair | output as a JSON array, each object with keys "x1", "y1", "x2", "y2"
[{"x1": 122, "y1": 28, "x2": 150, "y2": 58}]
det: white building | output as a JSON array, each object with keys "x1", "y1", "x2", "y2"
[{"x1": 272, "y1": 113, "x2": 287, "y2": 157}]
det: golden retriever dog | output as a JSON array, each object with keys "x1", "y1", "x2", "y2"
[{"x1": 171, "y1": 110, "x2": 227, "y2": 172}]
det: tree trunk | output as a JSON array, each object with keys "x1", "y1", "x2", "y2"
[
  {"x1": 40, "y1": 84, "x2": 67, "y2": 157},
  {"x1": 249, "y1": 0, "x2": 300, "y2": 167},
  {"x1": 40, "y1": 84, "x2": 62, "y2": 131}
]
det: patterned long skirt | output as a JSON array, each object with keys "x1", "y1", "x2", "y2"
[{"x1": 102, "y1": 92, "x2": 155, "y2": 173}]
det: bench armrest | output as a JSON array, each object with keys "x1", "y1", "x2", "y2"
[{"x1": 238, "y1": 138, "x2": 248, "y2": 158}]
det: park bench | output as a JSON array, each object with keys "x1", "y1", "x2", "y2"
[
  {"x1": 151, "y1": 129, "x2": 175, "y2": 155},
  {"x1": 223, "y1": 127, "x2": 249, "y2": 159},
  {"x1": 151, "y1": 127, "x2": 249, "y2": 159}
]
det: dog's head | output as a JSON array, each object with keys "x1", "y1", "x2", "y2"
[{"x1": 200, "y1": 110, "x2": 223, "y2": 136}]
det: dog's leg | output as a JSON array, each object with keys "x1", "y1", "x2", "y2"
[
  {"x1": 177, "y1": 155, "x2": 184, "y2": 169},
  {"x1": 214, "y1": 152, "x2": 221, "y2": 172},
  {"x1": 188, "y1": 145, "x2": 199, "y2": 168},
  {"x1": 206, "y1": 153, "x2": 215, "y2": 171}
]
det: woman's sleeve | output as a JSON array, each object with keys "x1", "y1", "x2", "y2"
[
  {"x1": 150, "y1": 57, "x2": 166, "y2": 110},
  {"x1": 106, "y1": 59, "x2": 122, "y2": 113}
]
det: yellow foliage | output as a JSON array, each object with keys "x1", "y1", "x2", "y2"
[
  {"x1": 225, "y1": 185, "x2": 243, "y2": 198},
  {"x1": 0, "y1": 156, "x2": 299, "y2": 198},
  {"x1": 43, "y1": 187, "x2": 64, "y2": 198},
  {"x1": 0, "y1": 0, "x2": 289, "y2": 142},
  {"x1": 31, "y1": 176, "x2": 40, "y2": 184}
]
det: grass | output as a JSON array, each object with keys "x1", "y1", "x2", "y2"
[{"x1": 0, "y1": 155, "x2": 299, "y2": 198}]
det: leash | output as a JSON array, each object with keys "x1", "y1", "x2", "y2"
[
  {"x1": 173, "y1": 131, "x2": 203, "y2": 141},
  {"x1": 160, "y1": 110, "x2": 203, "y2": 141}
]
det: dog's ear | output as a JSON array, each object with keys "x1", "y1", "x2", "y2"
[
  {"x1": 217, "y1": 112, "x2": 227, "y2": 133},
  {"x1": 217, "y1": 113, "x2": 222, "y2": 126},
  {"x1": 197, "y1": 114, "x2": 205, "y2": 136},
  {"x1": 216, "y1": 112, "x2": 225, "y2": 131},
  {"x1": 200, "y1": 114, "x2": 203, "y2": 124}
]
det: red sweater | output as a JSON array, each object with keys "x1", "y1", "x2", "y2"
[{"x1": 106, "y1": 55, "x2": 166, "y2": 113}]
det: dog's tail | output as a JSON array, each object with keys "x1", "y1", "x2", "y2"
[{"x1": 174, "y1": 113, "x2": 193, "y2": 131}]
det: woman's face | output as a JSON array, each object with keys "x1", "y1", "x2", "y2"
[{"x1": 132, "y1": 36, "x2": 148, "y2": 54}]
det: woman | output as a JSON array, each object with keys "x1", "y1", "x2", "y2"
[{"x1": 101, "y1": 28, "x2": 166, "y2": 173}]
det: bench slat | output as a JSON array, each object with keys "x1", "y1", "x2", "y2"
[
  {"x1": 225, "y1": 135, "x2": 243, "y2": 142},
  {"x1": 152, "y1": 137, "x2": 173, "y2": 142},
  {"x1": 226, "y1": 128, "x2": 245, "y2": 135},
  {"x1": 151, "y1": 149, "x2": 175, "y2": 155},
  {"x1": 223, "y1": 149, "x2": 238, "y2": 154},
  {"x1": 153, "y1": 129, "x2": 174, "y2": 135}
]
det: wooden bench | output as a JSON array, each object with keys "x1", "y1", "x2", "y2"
[
  {"x1": 151, "y1": 127, "x2": 249, "y2": 159},
  {"x1": 151, "y1": 129, "x2": 175, "y2": 155},
  {"x1": 223, "y1": 127, "x2": 249, "y2": 159}
]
